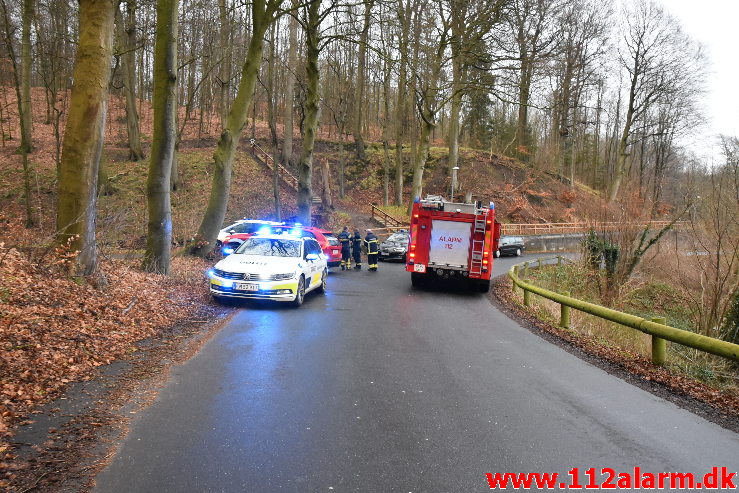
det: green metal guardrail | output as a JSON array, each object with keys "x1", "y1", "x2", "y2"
[{"x1": 508, "y1": 256, "x2": 739, "y2": 365}]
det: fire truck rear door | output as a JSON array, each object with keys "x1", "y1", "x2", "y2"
[{"x1": 429, "y1": 219, "x2": 471, "y2": 268}]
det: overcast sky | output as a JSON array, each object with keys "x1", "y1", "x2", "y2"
[{"x1": 660, "y1": 0, "x2": 739, "y2": 158}]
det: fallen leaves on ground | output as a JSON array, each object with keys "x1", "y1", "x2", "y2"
[{"x1": 0, "y1": 244, "x2": 211, "y2": 454}]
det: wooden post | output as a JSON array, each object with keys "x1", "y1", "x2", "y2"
[
  {"x1": 651, "y1": 316, "x2": 667, "y2": 366},
  {"x1": 560, "y1": 291, "x2": 570, "y2": 329},
  {"x1": 523, "y1": 288, "x2": 531, "y2": 307}
]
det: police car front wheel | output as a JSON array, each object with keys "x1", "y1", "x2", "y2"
[{"x1": 292, "y1": 276, "x2": 306, "y2": 307}]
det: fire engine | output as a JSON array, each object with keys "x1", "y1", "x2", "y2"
[{"x1": 405, "y1": 195, "x2": 501, "y2": 292}]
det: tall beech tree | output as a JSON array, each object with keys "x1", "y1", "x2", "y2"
[
  {"x1": 281, "y1": 0, "x2": 298, "y2": 167},
  {"x1": 608, "y1": 1, "x2": 687, "y2": 201},
  {"x1": 143, "y1": 0, "x2": 179, "y2": 274},
  {"x1": 0, "y1": 0, "x2": 35, "y2": 226},
  {"x1": 190, "y1": 0, "x2": 283, "y2": 257},
  {"x1": 296, "y1": 0, "x2": 321, "y2": 225},
  {"x1": 20, "y1": 0, "x2": 33, "y2": 152},
  {"x1": 122, "y1": 0, "x2": 145, "y2": 161},
  {"x1": 407, "y1": 4, "x2": 449, "y2": 213},
  {"x1": 351, "y1": 0, "x2": 373, "y2": 161},
  {"x1": 56, "y1": 0, "x2": 116, "y2": 276}
]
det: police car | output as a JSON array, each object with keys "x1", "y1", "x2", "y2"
[{"x1": 208, "y1": 231, "x2": 327, "y2": 306}]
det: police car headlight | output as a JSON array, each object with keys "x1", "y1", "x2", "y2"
[{"x1": 273, "y1": 273, "x2": 295, "y2": 281}]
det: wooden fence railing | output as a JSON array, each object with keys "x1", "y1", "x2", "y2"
[
  {"x1": 501, "y1": 221, "x2": 682, "y2": 236},
  {"x1": 365, "y1": 216, "x2": 684, "y2": 237},
  {"x1": 370, "y1": 205, "x2": 405, "y2": 228},
  {"x1": 510, "y1": 256, "x2": 739, "y2": 365}
]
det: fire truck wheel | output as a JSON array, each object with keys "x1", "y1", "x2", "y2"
[
  {"x1": 476, "y1": 280, "x2": 490, "y2": 293},
  {"x1": 411, "y1": 273, "x2": 426, "y2": 288}
]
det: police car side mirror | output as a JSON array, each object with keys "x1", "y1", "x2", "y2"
[
  {"x1": 305, "y1": 253, "x2": 319, "y2": 261},
  {"x1": 229, "y1": 229, "x2": 235, "y2": 234}
]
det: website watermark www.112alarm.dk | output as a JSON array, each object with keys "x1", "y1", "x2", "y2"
[{"x1": 485, "y1": 466, "x2": 737, "y2": 489}]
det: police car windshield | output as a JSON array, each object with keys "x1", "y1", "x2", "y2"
[{"x1": 236, "y1": 238, "x2": 301, "y2": 257}]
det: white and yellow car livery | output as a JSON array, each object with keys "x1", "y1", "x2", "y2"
[{"x1": 209, "y1": 233, "x2": 327, "y2": 307}]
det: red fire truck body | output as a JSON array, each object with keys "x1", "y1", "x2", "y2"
[{"x1": 405, "y1": 196, "x2": 501, "y2": 291}]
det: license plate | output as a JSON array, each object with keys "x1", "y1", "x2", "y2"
[
  {"x1": 234, "y1": 282, "x2": 259, "y2": 291},
  {"x1": 413, "y1": 264, "x2": 426, "y2": 273}
]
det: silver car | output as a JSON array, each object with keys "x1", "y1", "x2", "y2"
[{"x1": 379, "y1": 231, "x2": 410, "y2": 262}]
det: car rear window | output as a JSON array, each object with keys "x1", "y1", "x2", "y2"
[
  {"x1": 231, "y1": 223, "x2": 262, "y2": 234},
  {"x1": 326, "y1": 236, "x2": 340, "y2": 246}
]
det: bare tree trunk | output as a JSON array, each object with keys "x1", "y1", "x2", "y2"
[
  {"x1": 447, "y1": 56, "x2": 462, "y2": 179},
  {"x1": 143, "y1": 0, "x2": 179, "y2": 274},
  {"x1": 20, "y1": 0, "x2": 33, "y2": 153},
  {"x1": 297, "y1": 0, "x2": 320, "y2": 225},
  {"x1": 266, "y1": 22, "x2": 281, "y2": 220},
  {"x1": 408, "y1": 113, "x2": 433, "y2": 214},
  {"x1": 351, "y1": 0, "x2": 372, "y2": 161},
  {"x1": 321, "y1": 157, "x2": 332, "y2": 209},
  {"x1": 282, "y1": 1, "x2": 298, "y2": 167},
  {"x1": 394, "y1": 0, "x2": 410, "y2": 206},
  {"x1": 217, "y1": 0, "x2": 232, "y2": 127},
  {"x1": 56, "y1": 0, "x2": 116, "y2": 277},
  {"x1": 338, "y1": 130, "x2": 345, "y2": 198},
  {"x1": 381, "y1": 55, "x2": 392, "y2": 206},
  {"x1": 515, "y1": 62, "x2": 532, "y2": 159},
  {"x1": 123, "y1": 0, "x2": 144, "y2": 161},
  {"x1": 1, "y1": 0, "x2": 35, "y2": 226}
]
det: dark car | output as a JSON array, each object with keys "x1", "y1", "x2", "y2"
[
  {"x1": 379, "y1": 230, "x2": 410, "y2": 262},
  {"x1": 494, "y1": 235, "x2": 525, "y2": 257}
]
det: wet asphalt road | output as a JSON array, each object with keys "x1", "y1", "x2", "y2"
[{"x1": 94, "y1": 257, "x2": 739, "y2": 492}]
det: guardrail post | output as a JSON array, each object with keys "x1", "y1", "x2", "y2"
[
  {"x1": 512, "y1": 266, "x2": 519, "y2": 293},
  {"x1": 523, "y1": 262, "x2": 529, "y2": 277},
  {"x1": 651, "y1": 316, "x2": 667, "y2": 366},
  {"x1": 557, "y1": 255, "x2": 562, "y2": 267},
  {"x1": 560, "y1": 291, "x2": 570, "y2": 329},
  {"x1": 523, "y1": 288, "x2": 531, "y2": 307},
  {"x1": 537, "y1": 258, "x2": 542, "y2": 269}
]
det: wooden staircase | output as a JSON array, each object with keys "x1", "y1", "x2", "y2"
[{"x1": 248, "y1": 140, "x2": 321, "y2": 205}]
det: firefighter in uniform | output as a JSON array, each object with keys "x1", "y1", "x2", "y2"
[
  {"x1": 365, "y1": 229, "x2": 379, "y2": 271},
  {"x1": 337, "y1": 226, "x2": 352, "y2": 270},
  {"x1": 352, "y1": 229, "x2": 362, "y2": 269}
]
